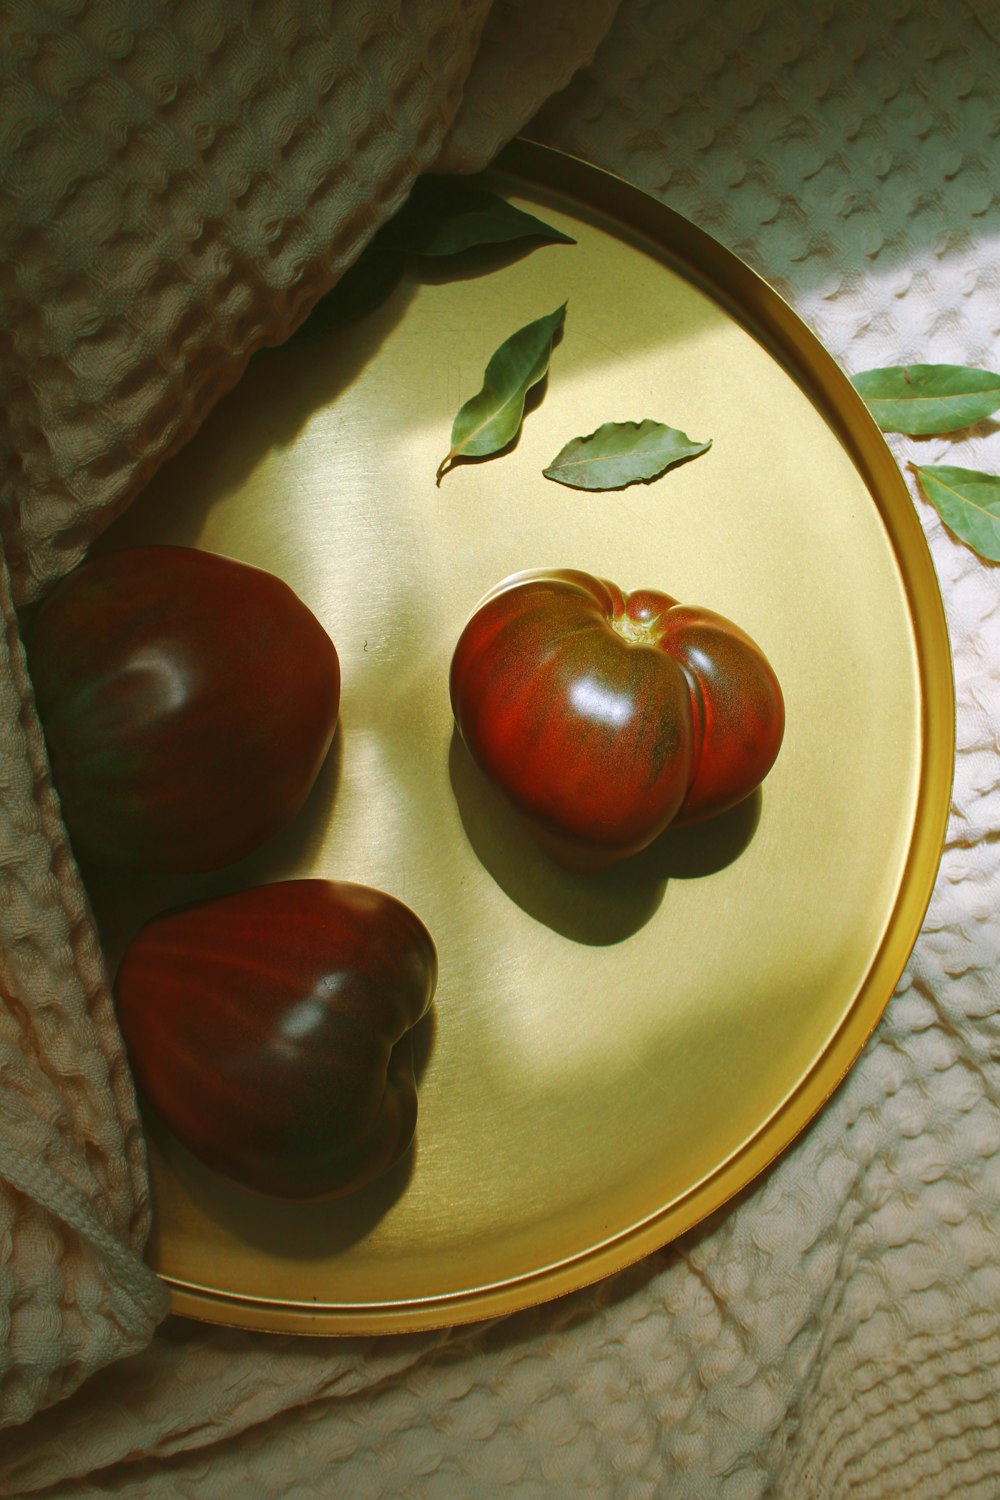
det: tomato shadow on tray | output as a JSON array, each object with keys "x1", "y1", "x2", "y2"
[
  {"x1": 145, "y1": 1006, "x2": 436, "y2": 1261},
  {"x1": 448, "y1": 731, "x2": 761, "y2": 946}
]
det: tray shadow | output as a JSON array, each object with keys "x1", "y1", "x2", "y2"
[{"x1": 448, "y1": 730, "x2": 761, "y2": 945}]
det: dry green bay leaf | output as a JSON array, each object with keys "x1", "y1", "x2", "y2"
[
  {"x1": 438, "y1": 303, "x2": 567, "y2": 481},
  {"x1": 291, "y1": 245, "x2": 405, "y2": 341},
  {"x1": 852, "y1": 364, "x2": 1000, "y2": 434},
  {"x1": 913, "y1": 463, "x2": 1000, "y2": 561},
  {"x1": 387, "y1": 176, "x2": 575, "y2": 258},
  {"x1": 293, "y1": 178, "x2": 572, "y2": 343},
  {"x1": 544, "y1": 419, "x2": 711, "y2": 491}
]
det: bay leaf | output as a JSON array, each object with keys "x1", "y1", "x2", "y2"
[
  {"x1": 437, "y1": 303, "x2": 567, "y2": 481},
  {"x1": 290, "y1": 244, "x2": 404, "y2": 342},
  {"x1": 851, "y1": 364, "x2": 1000, "y2": 434},
  {"x1": 913, "y1": 463, "x2": 1000, "y2": 561},
  {"x1": 543, "y1": 419, "x2": 711, "y2": 491},
  {"x1": 386, "y1": 176, "x2": 575, "y2": 258},
  {"x1": 292, "y1": 178, "x2": 570, "y2": 345}
]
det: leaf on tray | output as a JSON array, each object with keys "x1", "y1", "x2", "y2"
[
  {"x1": 912, "y1": 463, "x2": 1000, "y2": 561},
  {"x1": 291, "y1": 178, "x2": 572, "y2": 344},
  {"x1": 387, "y1": 176, "x2": 575, "y2": 258},
  {"x1": 543, "y1": 419, "x2": 711, "y2": 491},
  {"x1": 437, "y1": 303, "x2": 567, "y2": 482},
  {"x1": 290, "y1": 244, "x2": 405, "y2": 341},
  {"x1": 851, "y1": 364, "x2": 1000, "y2": 435}
]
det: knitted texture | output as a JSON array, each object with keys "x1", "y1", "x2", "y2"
[
  {"x1": 4, "y1": 0, "x2": 1000, "y2": 1495},
  {"x1": 0, "y1": 542, "x2": 170, "y2": 1429}
]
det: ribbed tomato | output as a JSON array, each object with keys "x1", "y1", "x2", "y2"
[
  {"x1": 25, "y1": 545, "x2": 340, "y2": 872},
  {"x1": 450, "y1": 568, "x2": 784, "y2": 870},
  {"x1": 115, "y1": 880, "x2": 437, "y2": 1200}
]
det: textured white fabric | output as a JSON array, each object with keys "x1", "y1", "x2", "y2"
[{"x1": 4, "y1": 0, "x2": 1000, "y2": 1495}]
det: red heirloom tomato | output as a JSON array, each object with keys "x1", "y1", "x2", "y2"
[
  {"x1": 26, "y1": 545, "x2": 340, "y2": 873},
  {"x1": 115, "y1": 880, "x2": 437, "y2": 1200},
  {"x1": 450, "y1": 568, "x2": 784, "y2": 870}
]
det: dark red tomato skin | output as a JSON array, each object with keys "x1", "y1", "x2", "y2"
[
  {"x1": 450, "y1": 569, "x2": 784, "y2": 870},
  {"x1": 657, "y1": 603, "x2": 786, "y2": 828},
  {"x1": 25, "y1": 545, "x2": 340, "y2": 873},
  {"x1": 115, "y1": 880, "x2": 437, "y2": 1200}
]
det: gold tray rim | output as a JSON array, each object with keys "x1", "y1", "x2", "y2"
[{"x1": 160, "y1": 138, "x2": 956, "y2": 1335}]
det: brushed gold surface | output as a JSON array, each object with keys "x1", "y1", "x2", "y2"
[{"x1": 85, "y1": 142, "x2": 954, "y2": 1333}]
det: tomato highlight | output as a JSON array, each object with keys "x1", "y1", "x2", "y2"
[
  {"x1": 26, "y1": 545, "x2": 341, "y2": 873},
  {"x1": 450, "y1": 568, "x2": 784, "y2": 870}
]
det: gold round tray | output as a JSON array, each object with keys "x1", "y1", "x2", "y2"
[{"x1": 87, "y1": 141, "x2": 954, "y2": 1334}]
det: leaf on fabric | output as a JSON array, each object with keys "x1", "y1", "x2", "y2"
[
  {"x1": 437, "y1": 304, "x2": 567, "y2": 481},
  {"x1": 912, "y1": 464, "x2": 1000, "y2": 561},
  {"x1": 543, "y1": 420, "x2": 711, "y2": 491},
  {"x1": 387, "y1": 176, "x2": 575, "y2": 258},
  {"x1": 851, "y1": 364, "x2": 1000, "y2": 434}
]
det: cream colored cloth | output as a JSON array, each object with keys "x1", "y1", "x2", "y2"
[{"x1": 4, "y1": 1, "x2": 1000, "y2": 1496}]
